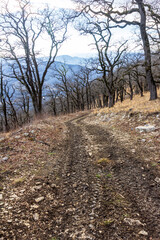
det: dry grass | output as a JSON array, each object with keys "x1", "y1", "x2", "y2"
[
  {"x1": 12, "y1": 177, "x2": 26, "y2": 186},
  {"x1": 96, "y1": 158, "x2": 111, "y2": 165},
  {"x1": 94, "y1": 90, "x2": 160, "y2": 115}
]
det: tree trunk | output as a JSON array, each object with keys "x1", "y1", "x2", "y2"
[
  {"x1": 136, "y1": 0, "x2": 157, "y2": 100},
  {"x1": 108, "y1": 92, "x2": 114, "y2": 108},
  {"x1": 86, "y1": 86, "x2": 90, "y2": 110},
  {"x1": 32, "y1": 97, "x2": 39, "y2": 115},
  {"x1": 103, "y1": 94, "x2": 108, "y2": 107},
  {"x1": 66, "y1": 92, "x2": 70, "y2": 113},
  {"x1": 38, "y1": 88, "x2": 42, "y2": 114},
  {"x1": 137, "y1": 80, "x2": 144, "y2": 97},
  {"x1": 0, "y1": 64, "x2": 10, "y2": 131},
  {"x1": 3, "y1": 100, "x2": 9, "y2": 131},
  {"x1": 129, "y1": 73, "x2": 133, "y2": 100},
  {"x1": 120, "y1": 88, "x2": 124, "y2": 102}
]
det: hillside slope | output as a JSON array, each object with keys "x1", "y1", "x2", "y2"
[{"x1": 0, "y1": 93, "x2": 160, "y2": 240}]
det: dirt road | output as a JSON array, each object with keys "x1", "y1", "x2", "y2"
[
  {"x1": 1, "y1": 113, "x2": 160, "y2": 240},
  {"x1": 49, "y1": 114, "x2": 160, "y2": 240}
]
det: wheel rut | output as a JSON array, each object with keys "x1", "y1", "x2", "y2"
[
  {"x1": 55, "y1": 118, "x2": 104, "y2": 239},
  {"x1": 51, "y1": 114, "x2": 160, "y2": 240}
]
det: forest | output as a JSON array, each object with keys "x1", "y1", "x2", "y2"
[{"x1": 0, "y1": 0, "x2": 159, "y2": 132}]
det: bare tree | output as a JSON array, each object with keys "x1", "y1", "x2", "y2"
[
  {"x1": 45, "y1": 85, "x2": 59, "y2": 116},
  {"x1": 0, "y1": 63, "x2": 9, "y2": 131},
  {"x1": 76, "y1": 14, "x2": 127, "y2": 107},
  {"x1": 54, "y1": 64, "x2": 71, "y2": 113},
  {"x1": 4, "y1": 84, "x2": 19, "y2": 128},
  {"x1": 0, "y1": 0, "x2": 69, "y2": 115},
  {"x1": 16, "y1": 85, "x2": 31, "y2": 123},
  {"x1": 69, "y1": 62, "x2": 95, "y2": 111},
  {"x1": 73, "y1": 0, "x2": 158, "y2": 100},
  {"x1": 146, "y1": 2, "x2": 160, "y2": 51}
]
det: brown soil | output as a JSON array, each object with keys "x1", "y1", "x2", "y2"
[{"x1": 0, "y1": 111, "x2": 160, "y2": 240}]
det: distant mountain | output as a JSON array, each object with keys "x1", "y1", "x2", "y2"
[
  {"x1": 1, "y1": 55, "x2": 99, "y2": 89},
  {"x1": 1, "y1": 57, "x2": 83, "y2": 87},
  {"x1": 45, "y1": 61, "x2": 82, "y2": 86},
  {"x1": 55, "y1": 55, "x2": 87, "y2": 66}
]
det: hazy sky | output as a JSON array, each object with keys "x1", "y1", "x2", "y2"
[
  {"x1": 0, "y1": 0, "x2": 136, "y2": 57},
  {"x1": 31, "y1": 0, "x2": 75, "y2": 9},
  {"x1": 31, "y1": 0, "x2": 96, "y2": 57},
  {"x1": 30, "y1": 0, "x2": 137, "y2": 57}
]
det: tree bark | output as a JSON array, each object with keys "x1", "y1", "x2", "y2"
[
  {"x1": 136, "y1": 0, "x2": 157, "y2": 100},
  {"x1": 0, "y1": 65, "x2": 10, "y2": 131},
  {"x1": 129, "y1": 73, "x2": 133, "y2": 100}
]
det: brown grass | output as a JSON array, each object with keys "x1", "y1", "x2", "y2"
[
  {"x1": 96, "y1": 158, "x2": 111, "y2": 164},
  {"x1": 94, "y1": 90, "x2": 160, "y2": 115}
]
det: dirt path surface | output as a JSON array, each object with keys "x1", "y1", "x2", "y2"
[{"x1": 0, "y1": 113, "x2": 160, "y2": 240}]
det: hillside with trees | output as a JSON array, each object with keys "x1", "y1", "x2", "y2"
[{"x1": 0, "y1": 1, "x2": 160, "y2": 239}]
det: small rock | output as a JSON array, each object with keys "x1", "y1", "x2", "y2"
[
  {"x1": 88, "y1": 152, "x2": 92, "y2": 156},
  {"x1": 15, "y1": 135, "x2": 21, "y2": 139},
  {"x1": 33, "y1": 213, "x2": 39, "y2": 221},
  {"x1": 138, "y1": 230, "x2": 148, "y2": 236},
  {"x1": 23, "y1": 133, "x2": 29, "y2": 137},
  {"x1": 135, "y1": 125, "x2": 156, "y2": 133},
  {"x1": 8, "y1": 206, "x2": 13, "y2": 210},
  {"x1": 1, "y1": 157, "x2": 9, "y2": 162},
  {"x1": 124, "y1": 218, "x2": 143, "y2": 226},
  {"x1": 110, "y1": 113, "x2": 115, "y2": 117},
  {"x1": 35, "y1": 182, "x2": 41, "y2": 185},
  {"x1": 46, "y1": 193, "x2": 54, "y2": 200},
  {"x1": 100, "y1": 115, "x2": 107, "y2": 122},
  {"x1": 30, "y1": 204, "x2": 39, "y2": 209},
  {"x1": 0, "y1": 194, "x2": 3, "y2": 200},
  {"x1": 7, "y1": 219, "x2": 13, "y2": 223},
  {"x1": 89, "y1": 224, "x2": 94, "y2": 230},
  {"x1": 155, "y1": 177, "x2": 160, "y2": 183},
  {"x1": 34, "y1": 185, "x2": 42, "y2": 190},
  {"x1": 24, "y1": 222, "x2": 30, "y2": 227},
  {"x1": 10, "y1": 194, "x2": 19, "y2": 200},
  {"x1": 73, "y1": 183, "x2": 77, "y2": 188},
  {"x1": 35, "y1": 196, "x2": 44, "y2": 203},
  {"x1": 51, "y1": 184, "x2": 57, "y2": 188},
  {"x1": 20, "y1": 189, "x2": 25, "y2": 193},
  {"x1": 0, "y1": 137, "x2": 5, "y2": 142},
  {"x1": 141, "y1": 139, "x2": 146, "y2": 142}
]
